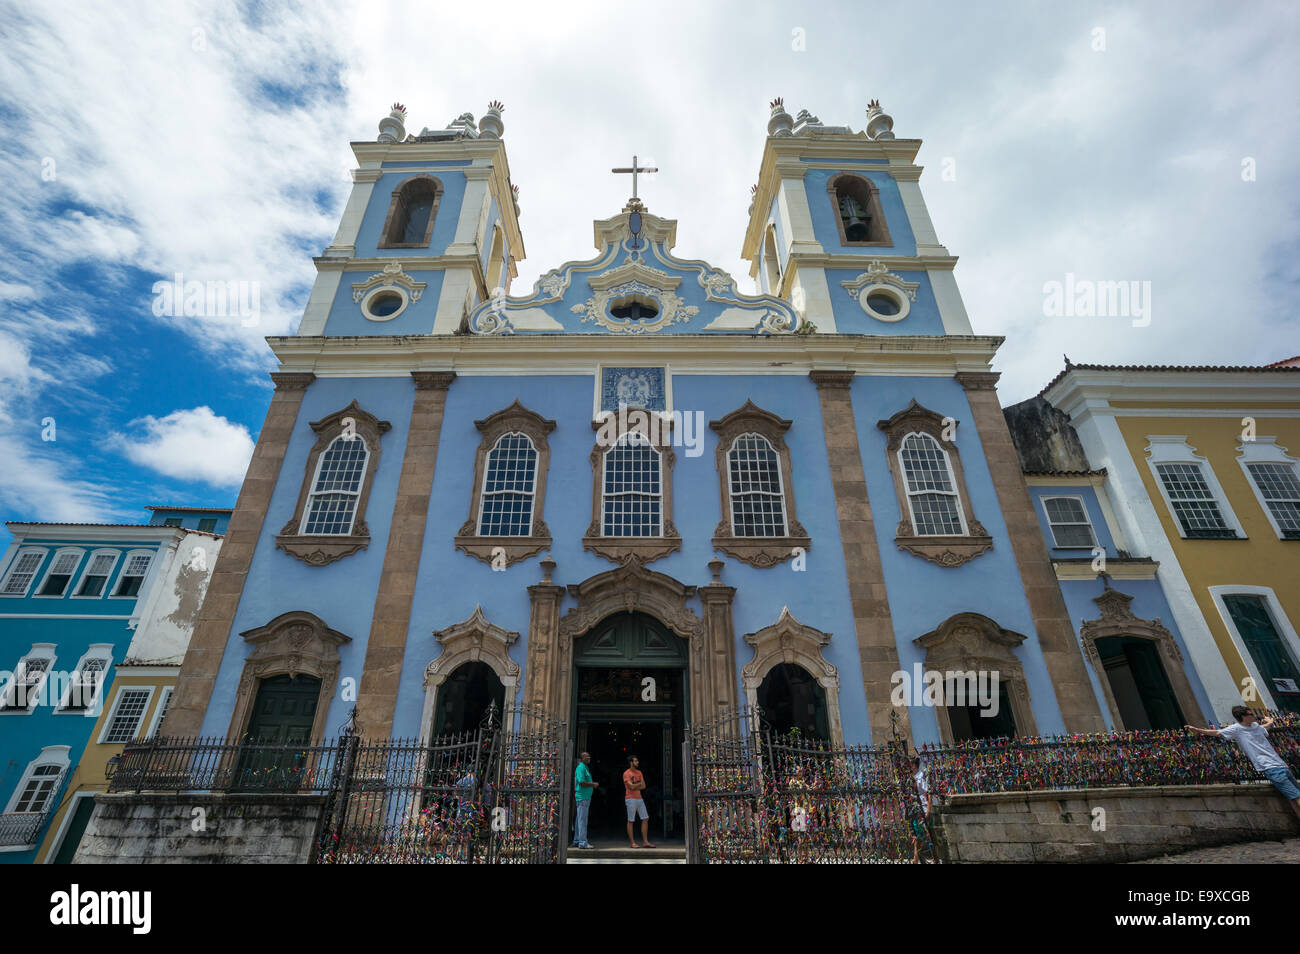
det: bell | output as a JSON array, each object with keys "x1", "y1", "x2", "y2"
[{"x1": 844, "y1": 214, "x2": 869, "y2": 242}]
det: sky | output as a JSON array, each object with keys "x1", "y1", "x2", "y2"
[{"x1": 0, "y1": 0, "x2": 1296, "y2": 549}]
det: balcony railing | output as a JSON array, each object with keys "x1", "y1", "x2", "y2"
[{"x1": 0, "y1": 812, "x2": 46, "y2": 848}]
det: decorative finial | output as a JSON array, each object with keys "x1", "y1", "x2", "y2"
[
  {"x1": 767, "y1": 97, "x2": 794, "y2": 137},
  {"x1": 540, "y1": 556, "x2": 556, "y2": 583},
  {"x1": 479, "y1": 100, "x2": 505, "y2": 139},
  {"x1": 1063, "y1": 354, "x2": 1073, "y2": 368},
  {"x1": 865, "y1": 99, "x2": 894, "y2": 140},
  {"x1": 708, "y1": 558, "x2": 724, "y2": 583},
  {"x1": 378, "y1": 103, "x2": 408, "y2": 143}
]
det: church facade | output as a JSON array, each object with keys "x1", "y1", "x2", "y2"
[{"x1": 162, "y1": 98, "x2": 1119, "y2": 818}]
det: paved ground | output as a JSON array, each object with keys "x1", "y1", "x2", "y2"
[{"x1": 1132, "y1": 837, "x2": 1300, "y2": 863}]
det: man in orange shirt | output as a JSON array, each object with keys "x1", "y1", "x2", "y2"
[{"x1": 623, "y1": 754, "x2": 656, "y2": 848}]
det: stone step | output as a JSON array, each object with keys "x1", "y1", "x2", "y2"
[{"x1": 566, "y1": 845, "x2": 686, "y2": 863}]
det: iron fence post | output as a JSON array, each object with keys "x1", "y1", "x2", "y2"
[{"x1": 682, "y1": 735, "x2": 695, "y2": 864}]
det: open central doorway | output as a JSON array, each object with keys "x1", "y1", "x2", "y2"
[{"x1": 572, "y1": 613, "x2": 688, "y2": 843}]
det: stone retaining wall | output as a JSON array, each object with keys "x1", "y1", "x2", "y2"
[
  {"x1": 932, "y1": 782, "x2": 1300, "y2": 863},
  {"x1": 73, "y1": 792, "x2": 327, "y2": 864}
]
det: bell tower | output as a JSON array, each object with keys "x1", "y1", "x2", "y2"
[
  {"x1": 740, "y1": 98, "x2": 971, "y2": 336},
  {"x1": 297, "y1": 101, "x2": 526, "y2": 337}
]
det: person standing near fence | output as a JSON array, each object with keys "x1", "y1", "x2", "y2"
[
  {"x1": 1186, "y1": 706, "x2": 1300, "y2": 820},
  {"x1": 909, "y1": 755, "x2": 934, "y2": 863},
  {"x1": 572, "y1": 751, "x2": 597, "y2": 850}
]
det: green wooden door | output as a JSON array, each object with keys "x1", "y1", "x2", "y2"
[
  {"x1": 237, "y1": 674, "x2": 319, "y2": 790},
  {"x1": 1225, "y1": 595, "x2": 1300, "y2": 713}
]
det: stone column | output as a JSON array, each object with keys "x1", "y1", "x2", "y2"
[
  {"x1": 354, "y1": 371, "x2": 455, "y2": 740},
  {"x1": 698, "y1": 559, "x2": 739, "y2": 719},
  {"x1": 956, "y1": 371, "x2": 1106, "y2": 732},
  {"x1": 809, "y1": 370, "x2": 910, "y2": 744},
  {"x1": 525, "y1": 559, "x2": 565, "y2": 714},
  {"x1": 162, "y1": 372, "x2": 315, "y2": 738}
]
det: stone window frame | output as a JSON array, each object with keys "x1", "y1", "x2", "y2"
[
  {"x1": 740, "y1": 608, "x2": 844, "y2": 746},
  {"x1": 1145, "y1": 435, "x2": 1244, "y2": 540},
  {"x1": 826, "y1": 172, "x2": 893, "y2": 248},
  {"x1": 710, "y1": 400, "x2": 811, "y2": 568},
  {"x1": 877, "y1": 400, "x2": 992, "y2": 567},
  {"x1": 455, "y1": 400, "x2": 555, "y2": 568},
  {"x1": 582, "y1": 409, "x2": 681, "y2": 565},
  {"x1": 0, "y1": 643, "x2": 56, "y2": 714},
  {"x1": 226, "y1": 610, "x2": 350, "y2": 742},
  {"x1": 377, "y1": 174, "x2": 444, "y2": 250},
  {"x1": 1080, "y1": 586, "x2": 1205, "y2": 729},
  {"x1": 913, "y1": 612, "x2": 1037, "y2": 745},
  {"x1": 419, "y1": 606, "x2": 521, "y2": 745},
  {"x1": 97, "y1": 685, "x2": 155, "y2": 744},
  {"x1": 276, "y1": 400, "x2": 392, "y2": 566}
]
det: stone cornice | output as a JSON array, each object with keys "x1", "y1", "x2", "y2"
[
  {"x1": 268, "y1": 333, "x2": 1004, "y2": 378},
  {"x1": 313, "y1": 254, "x2": 484, "y2": 273}
]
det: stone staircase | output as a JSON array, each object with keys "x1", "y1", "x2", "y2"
[{"x1": 566, "y1": 843, "x2": 687, "y2": 864}]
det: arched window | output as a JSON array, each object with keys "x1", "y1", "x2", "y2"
[
  {"x1": 433, "y1": 661, "x2": 506, "y2": 737},
  {"x1": 728, "y1": 434, "x2": 786, "y2": 537},
  {"x1": 710, "y1": 401, "x2": 809, "y2": 567},
  {"x1": 1, "y1": 548, "x2": 47, "y2": 597},
  {"x1": 878, "y1": 400, "x2": 992, "y2": 566},
  {"x1": 456, "y1": 401, "x2": 554, "y2": 568},
  {"x1": 603, "y1": 432, "x2": 662, "y2": 537},
  {"x1": 583, "y1": 412, "x2": 680, "y2": 565},
  {"x1": 35, "y1": 549, "x2": 83, "y2": 597},
  {"x1": 300, "y1": 435, "x2": 370, "y2": 535},
  {"x1": 277, "y1": 400, "x2": 391, "y2": 565},
  {"x1": 379, "y1": 175, "x2": 443, "y2": 249},
  {"x1": 899, "y1": 433, "x2": 965, "y2": 536},
  {"x1": 758, "y1": 663, "x2": 830, "y2": 741},
  {"x1": 827, "y1": 173, "x2": 891, "y2": 246},
  {"x1": 479, "y1": 432, "x2": 538, "y2": 536}
]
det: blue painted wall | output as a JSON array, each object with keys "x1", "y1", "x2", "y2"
[{"x1": 0, "y1": 534, "x2": 162, "y2": 862}]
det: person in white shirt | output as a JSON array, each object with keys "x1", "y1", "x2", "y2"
[{"x1": 1186, "y1": 705, "x2": 1300, "y2": 820}]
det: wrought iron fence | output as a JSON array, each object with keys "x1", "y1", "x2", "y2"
[
  {"x1": 0, "y1": 811, "x2": 47, "y2": 848},
  {"x1": 485, "y1": 704, "x2": 571, "y2": 864},
  {"x1": 919, "y1": 713, "x2": 1300, "y2": 795},
  {"x1": 684, "y1": 707, "x2": 928, "y2": 864},
  {"x1": 109, "y1": 702, "x2": 571, "y2": 864}
]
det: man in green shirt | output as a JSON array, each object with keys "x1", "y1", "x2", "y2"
[{"x1": 572, "y1": 751, "x2": 597, "y2": 849}]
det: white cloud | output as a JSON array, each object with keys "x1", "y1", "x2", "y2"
[{"x1": 114, "y1": 406, "x2": 253, "y2": 487}]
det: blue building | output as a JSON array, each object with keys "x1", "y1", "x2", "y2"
[
  {"x1": 0, "y1": 513, "x2": 223, "y2": 861},
  {"x1": 163, "y1": 99, "x2": 1137, "y2": 838}
]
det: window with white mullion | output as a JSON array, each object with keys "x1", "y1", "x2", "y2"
[
  {"x1": 1246, "y1": 462, "x2": 1300, "y2": 539},
  {"x1": 146, "y1": 687, "x2": 174, "y2": 738},
  {"x1": 112, "y1": 552, "x2": 153, "y2": 597},
  {"x1": 101, "y1": 688, "x2": 152, "y2": 744},
  {"x1": 0, "y1": 654, "x2": 53, "y2": 712},
  {"x1": 1, "y1": 550, "x2": 46, "y2": 596},
  {"x1": 75, "y1": 551, "x2": 119, "y2": 597},
  {"x1": 37, "y1": 550, "x2": 83, "y2": 597},
  {"x1": 478, "y1": 432, "x2": 538, "y2": 536},
  {"x1": 602, "y1": 433, "x2": 662, "y2": 537},
  {"x1": 12, "y1": 763, "x2": 62, "y2": 813},
  {"x1": 58, "y1": 650, "x2": 111, "y2": 712},
  {"x1": 728, "y1": 433, "x2": 787, "y2": 537},
  {"x1": 899, "y1": 433, "x2": 965, "y2": 536},
  {"x1": 301, "y1": 435, "x2": 369, "y2": 535},
  {"x1": 1155, "y1": 462, "x2": 1235, "y2": 538},
  {"x1": 1043, "y1": 496, "x2": 1097, "y2": 549}
]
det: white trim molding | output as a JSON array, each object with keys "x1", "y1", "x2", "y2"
[
  {"x1": 1208, "y1": 585, "x2": 1300, "y2": 712},
  {"x1": 3, "y1": 745, "x2": 70, "y2": 817},
  {"x1": 97, "y1": 685, "x2": 157, "y2": 745},
  {"x1": 0, "y1": 547, "x2": 48, "y2": 598}
]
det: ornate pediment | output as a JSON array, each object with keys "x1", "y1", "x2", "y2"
[
  {"x1": 351, "y1": 261, "x2": 428, "y2": 302},
  {"x1": 427, "y1": 606, "x2": 521, "y2": 688}
]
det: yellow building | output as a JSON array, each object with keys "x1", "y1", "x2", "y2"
[
  {"x1": 35, "y1": 665, "x2": 177, "y2": 863},
  {"x1": 1042, "y1": 361, "x2": 1300, "y2": 721}
]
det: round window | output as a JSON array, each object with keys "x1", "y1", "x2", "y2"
[
  {"x1": 866, "y1": 292, "x2": 899, "y2": 316},
  {"x1": 858, "y1": 285, "x2": 909, "y2": 322},
  {"x1": 363, "y1": 288, "x2": 407, "y2": 321}
]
